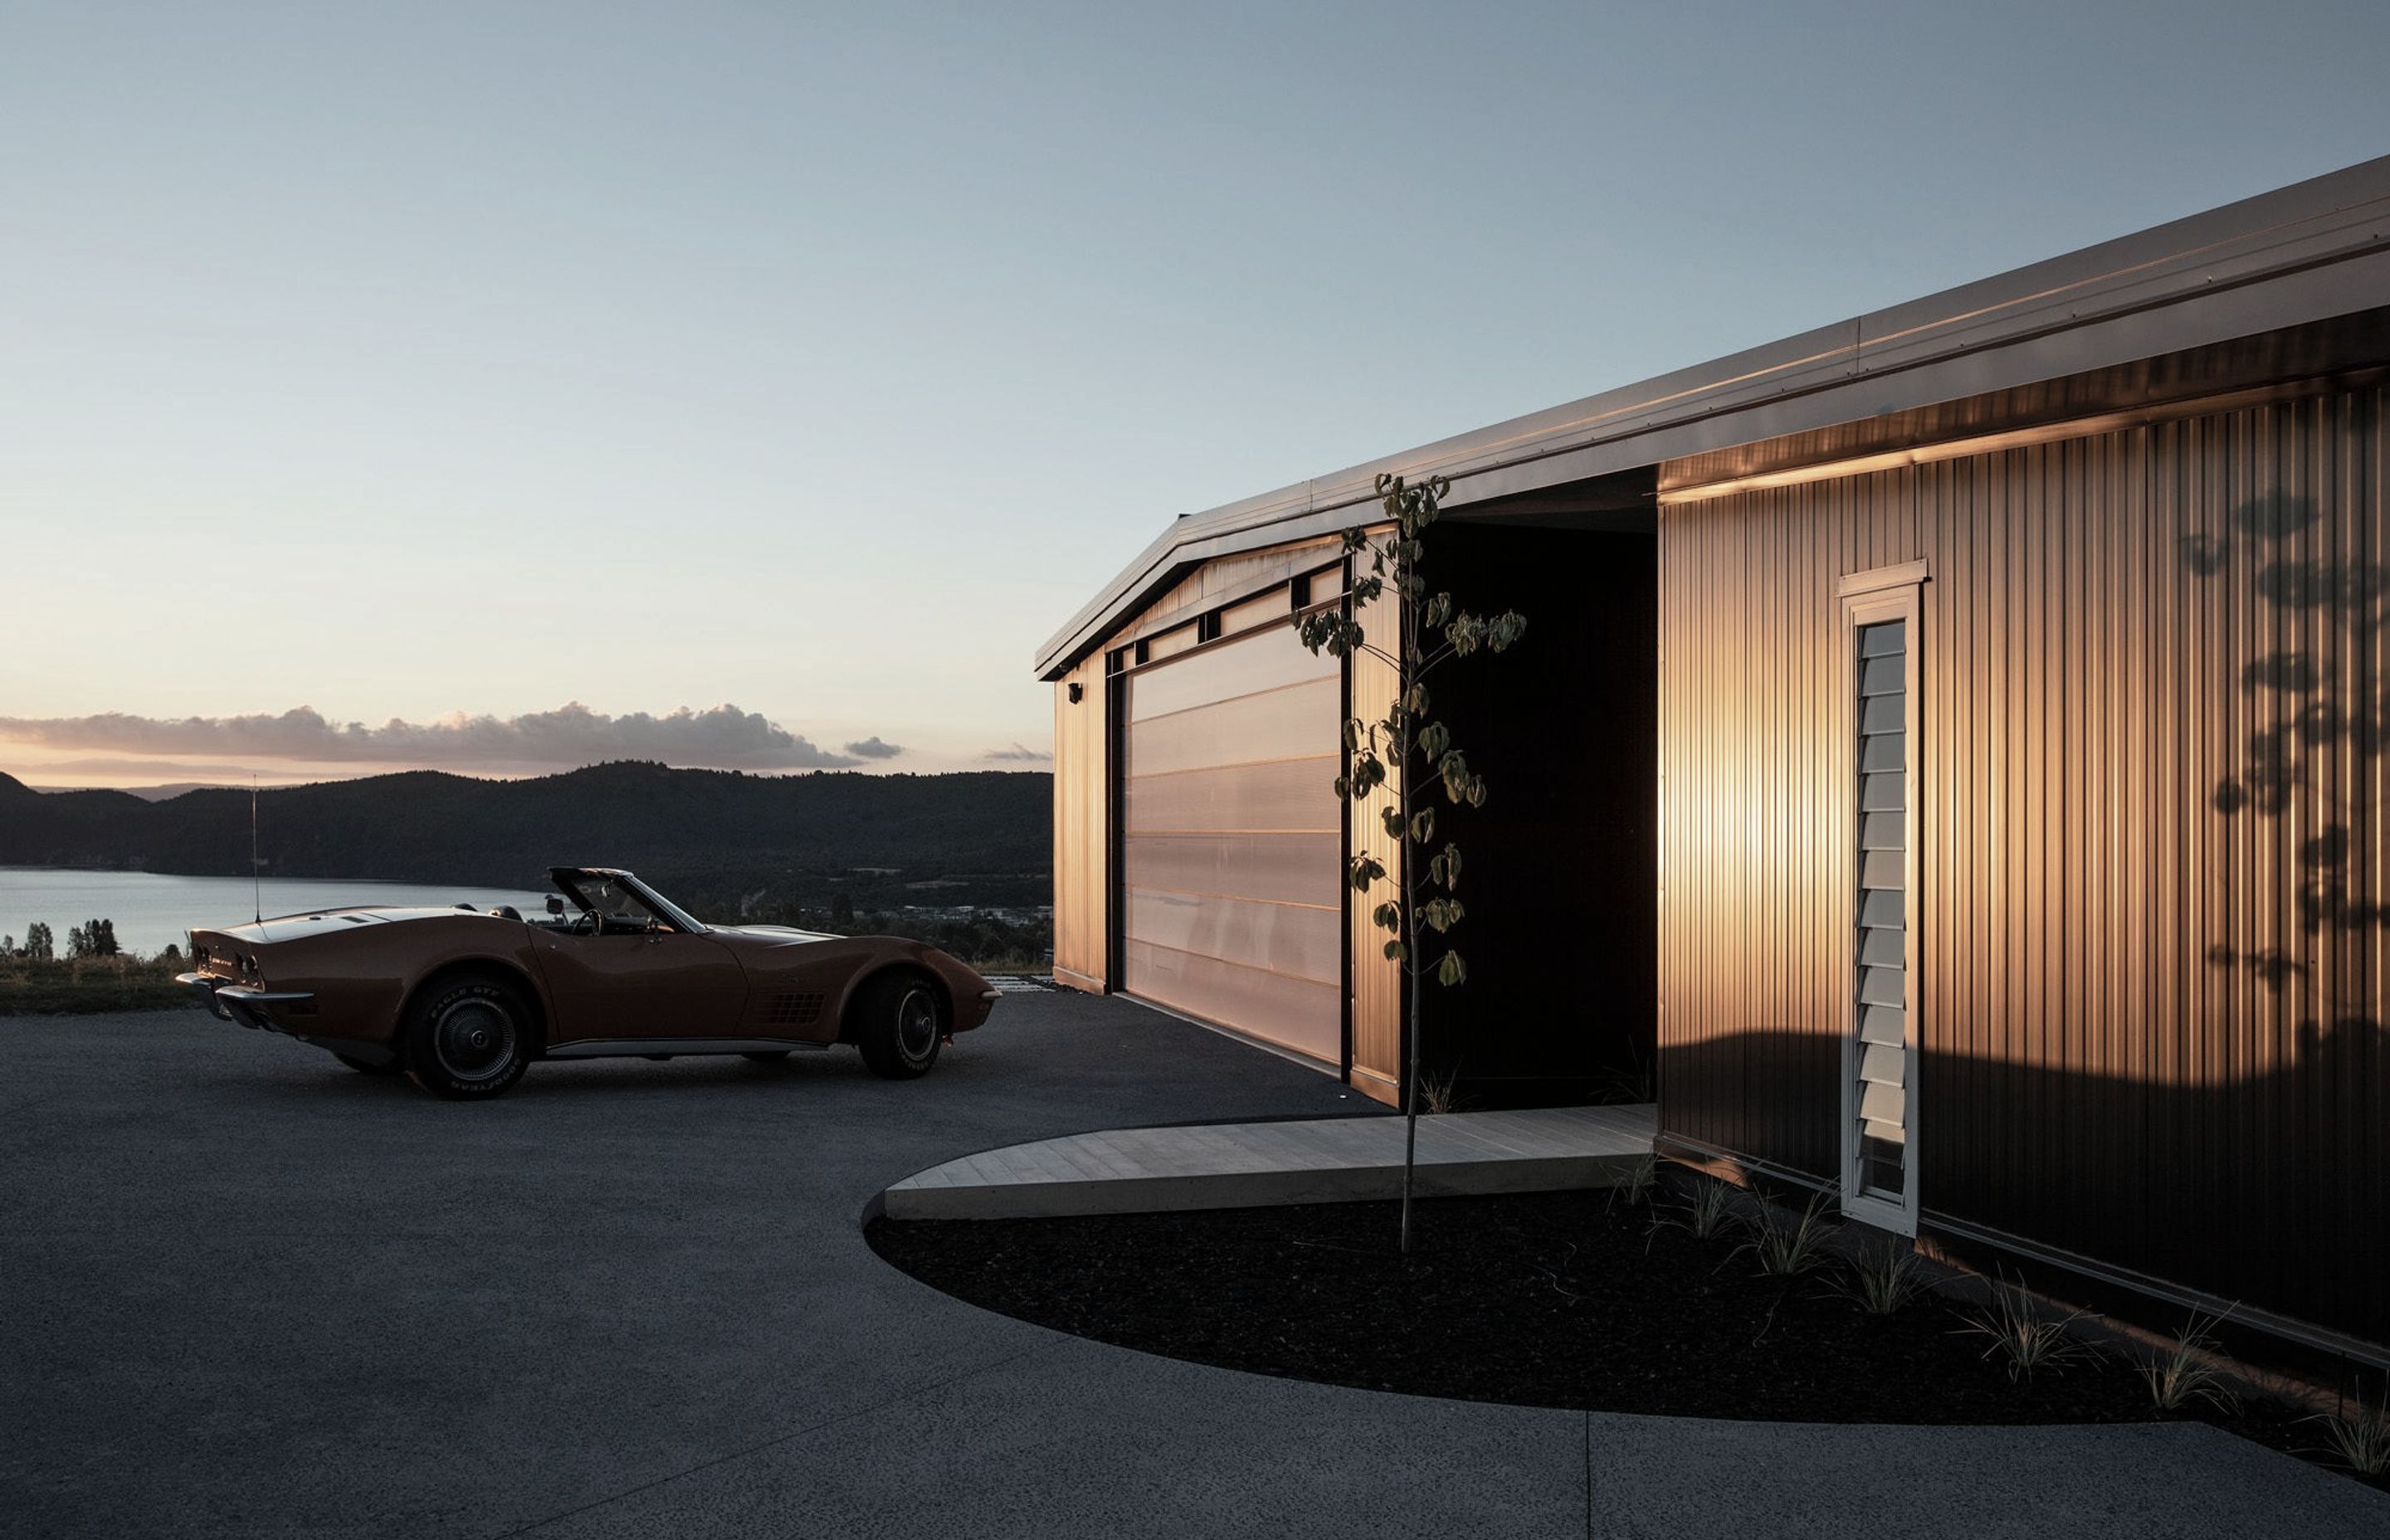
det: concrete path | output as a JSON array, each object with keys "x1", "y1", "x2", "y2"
[
  {"x1": 4, "y1": 995, "x2": 2383, "y2": 1539},
  {"x1": 884, "y1": 1103, "x2": 1656, "y2": 1218}
]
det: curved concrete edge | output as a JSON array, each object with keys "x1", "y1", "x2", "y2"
[{"x1": 880, "y1": 1104, "x2": 1657, "y2": 1221}]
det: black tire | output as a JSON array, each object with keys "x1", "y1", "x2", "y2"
[
  {"x1": 740, "y1": 1050, "x2": 792, "y2": 1064},
  {"x1": 852, "y1": 972, "x2": 944, "y2": 1080},
  {"x1": 402, "y1": 974, "x2": 531, "y2": 1100},
  {"x1": 333, "y1": 1052, "x2": 401, "y2": 1076}
]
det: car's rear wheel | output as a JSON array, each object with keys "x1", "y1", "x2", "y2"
[
  {"x1": 853, "y1": 972, "x2": 944, "y2": 1080},
  {"x1": 402, "y1": 975, "x2": 531, "y2": 1100},
  {"x1": 740, "y1": 1050, "x2": 792, "y2": 1064},
  {"x1": 333, "y1": 1052, "x2": 400, "y2": 1075}
]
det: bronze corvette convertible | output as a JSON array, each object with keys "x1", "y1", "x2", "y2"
[{"x1": 176, "y1": 867, "x2": 997, "y2": 1099}]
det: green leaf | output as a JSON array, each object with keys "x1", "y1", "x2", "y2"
[
  {"x1": 1437, "y1": 951, "x2": 1468, "y2": 987},
  {"x1": 1383, "y1": 938, "x2": 1408, "y2": 962},
  {"x1": 1410, "y1": 807, "x2": 1435, "y2": 843}
]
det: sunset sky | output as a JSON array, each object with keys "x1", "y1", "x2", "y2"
[{"x1": 5, "y1": 2, "x2": 2388, "y2": 787}]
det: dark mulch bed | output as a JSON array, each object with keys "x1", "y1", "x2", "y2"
[{"x1": 867, "y1": 1187, "x2": 2384, "y2": 1493}]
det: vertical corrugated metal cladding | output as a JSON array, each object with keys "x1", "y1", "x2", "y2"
[
  {"x1": 1659, "y1": 384, "x2": 2388, "y2": 1347},
  {"x1": 1348, "y1": 548, "x2": 1405, "y2": 1104},
  {"x1": 1050, "y1": 658, "x2": 1108, "y2": 992}
]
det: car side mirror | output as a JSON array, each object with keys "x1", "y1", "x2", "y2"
[{"x1": 546, "y1": 895, "x2": 565, "y2": 917}]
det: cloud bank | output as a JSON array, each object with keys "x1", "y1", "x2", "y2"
[
  {"x1": 983, "y1": 742, "x2": 1052, "y2": 763},
  {"x1": 843, "y1": 736, "x2": 904, "y2": 760},
  {"x1": 0, "y1": 703, "x2": 868, "y2": 772}
]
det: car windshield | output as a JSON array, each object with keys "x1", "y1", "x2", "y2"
[{"x1": 561, "y1": 875, "x2": 666, "y2": 930}]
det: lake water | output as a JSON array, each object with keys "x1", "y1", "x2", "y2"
[{"x1": 0, "y1": 868, "x2": 554, "y2": 958}]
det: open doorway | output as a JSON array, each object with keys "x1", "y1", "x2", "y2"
[{"x1": 1414, "y1": 501, "x2": 1658, "y2": 1110}]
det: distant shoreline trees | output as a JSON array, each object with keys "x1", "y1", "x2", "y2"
[{"x1": 66, "y1": 919, "x2": 120, "y2": 959}]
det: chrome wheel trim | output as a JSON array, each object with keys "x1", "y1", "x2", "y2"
[
  {"x1": 895, "y1": 987, "x2": 939, "y2": 1060},
  {"x1": 432, "y1": 996, "x2": 517, "y2": 1083}
]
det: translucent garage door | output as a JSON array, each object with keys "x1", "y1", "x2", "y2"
[{"x1": 1121, "y1": 621, "x2": 1343, "y2": 1062}]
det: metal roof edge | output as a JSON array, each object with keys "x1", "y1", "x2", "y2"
[{"x1": 1036, "y1": 154, "x2": 2390, "y2": 679}]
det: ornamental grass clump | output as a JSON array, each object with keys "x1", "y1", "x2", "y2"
[
  {"x1": 2308, "y1": 1391, "x2": 2390, "y2": 1479},
  {"x1": 1416, "y1": 1066, "x2": 1466, "y2": 1115},
  {"x1": 1827, "y1": 1240, "x2": 1931, "y2": 1315},
  {"x1": 2139, "y1": 1309, "x2": 2241, "y2": 1413},
  {"x1": 1605, "y1": 1154, "x2": 1657, "y2": 1213},
  {"x1": 1649, "y1": 1177, "x2": 1736, "y2": 1242},
  {"x1": 1956, "y1": 1274, "x2": 2093, "y2": 1382},
  {"x1": 1729, "y1": 1192, "x2": 1837, "y2": 1277}
]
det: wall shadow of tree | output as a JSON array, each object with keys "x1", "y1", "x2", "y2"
[
  {"x1": 2173, "y1": 491, "x2": 2388, "y2": 1353},
  {"x1": 2189, "y1": 495, "x2": 2388, "y2": 1028}
]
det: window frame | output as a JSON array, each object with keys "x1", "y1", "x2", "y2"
[{"x1": 1836, "y1": 562, "x2": 1924, "y2": 1236}]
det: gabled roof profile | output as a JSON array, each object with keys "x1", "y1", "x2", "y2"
[{"x1": 1036, "y1": 154, "x2": 2390, "y2": 680}]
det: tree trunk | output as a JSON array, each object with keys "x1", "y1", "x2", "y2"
[{"x1": 1401, "y1": 841, "x2": 1422, "y2": 1254}]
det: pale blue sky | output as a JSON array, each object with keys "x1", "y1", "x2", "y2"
[{"x1": 3, "y1": 2, "x2": 2387, "y2": 782}]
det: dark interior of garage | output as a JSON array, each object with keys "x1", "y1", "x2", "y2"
[{"x1": 1413, "y1": 516, "x2": 1657, "y2": 1109}]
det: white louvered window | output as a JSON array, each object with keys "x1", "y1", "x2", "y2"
[
  {"x1": 1854, "y1": 619, "x2": 1909, "y2": 1201},
  {"x1": 1837, "y1": 562, "x2": 1922, "y2": 1235}
]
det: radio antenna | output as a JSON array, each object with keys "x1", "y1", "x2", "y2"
[{"x1": 251, "y1": 776, "x2": 261, "y2": 925}]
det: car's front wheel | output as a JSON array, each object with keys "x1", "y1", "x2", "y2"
[
  {"x1": 852, "y1": 972, "x2": 944, "y2": 1079},
  {"x1": 402, "y1": 975, "x2": 531, "y2": 1100}
]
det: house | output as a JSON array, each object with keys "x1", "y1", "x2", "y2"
[{"x1": 1036, "y1": 156, "x2": 2390, "y2": 1359}]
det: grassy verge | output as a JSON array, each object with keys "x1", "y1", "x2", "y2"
[{"x1": 0, "y1": 957, "x2": 192, "y2": 1016}]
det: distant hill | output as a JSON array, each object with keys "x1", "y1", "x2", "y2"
[
  {"x1": 27, "y1": 782, "x2": 234, "y2": 802},
  {"x1": 0, "y1": 763, "x2": 1052, "y2": 910}
]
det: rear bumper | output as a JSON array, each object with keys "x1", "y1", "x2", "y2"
[
  {"x1": 175, "y1": 972, "x2": 316, "y2": 1031},
  {"x1": 177, "y1": 972, "x2": 395, "y2": 1065}
]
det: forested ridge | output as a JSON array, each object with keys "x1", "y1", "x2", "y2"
[{"x1": 0, "y1": 762, "x2": 1052, "y2": 910}]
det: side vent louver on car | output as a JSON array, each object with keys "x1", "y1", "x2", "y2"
[{"x1": 763, "y1": 992, "x2": 825, "y2": 1028}]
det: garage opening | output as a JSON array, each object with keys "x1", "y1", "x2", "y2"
[{"x1": 1416, "y1": 509, "x2": 1659, "y2": 1109}]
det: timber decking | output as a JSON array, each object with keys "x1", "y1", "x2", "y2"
[{"x1": 880, "y1": 1103, "x2": 1657, "y2": 1220}]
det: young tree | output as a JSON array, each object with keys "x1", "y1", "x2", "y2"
[
  {"x1": 93, "y1": 918, "x2": 119, "y2": 958},
  {"x1": 24, "y1": 922, "x2": 53, "y2": 962},
  {"x1": 66, "y1": 923, "x2": 90, "y2": 960},
  {"x1": 1294, "y1": 472, "x2": 1525, "y2": 1253}
]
